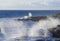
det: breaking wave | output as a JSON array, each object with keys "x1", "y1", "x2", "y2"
[{"x1": 0, "y1": 17, "x2": 60, "y2": 41}]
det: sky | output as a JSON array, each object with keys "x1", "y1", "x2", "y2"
[{"x1": 0, "y1": 0, "x2": 60, "y2": 10}]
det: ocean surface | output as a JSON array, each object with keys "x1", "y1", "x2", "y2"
[
  {"x1": 0, "y1": 10, "x2": 60, "y2": 41},
  {"x1": 0, "y1": 10, "x2": 60, "y2": 18}
]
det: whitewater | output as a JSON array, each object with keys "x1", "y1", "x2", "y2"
[{"x1": 0, "y1": 16, "x2": 60, "y2": 41}]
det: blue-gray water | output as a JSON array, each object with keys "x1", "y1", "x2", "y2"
[
  {"x1": 0, "y1": 10, "x2": 60, "y2": 41},
  {"x1": 0, "y1": 10, "x2": 60, "y2": 18}
]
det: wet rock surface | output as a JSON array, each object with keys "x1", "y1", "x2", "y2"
[{"x1": 49, "y1": 25, "x2": 60, "y2": 38}]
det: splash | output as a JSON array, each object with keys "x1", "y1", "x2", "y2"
[
  {"x1": 0, "y1": 18, "x2": 28, "y2": 41},
  {"x1": 29, "y1": 17, "x2": 60, "y2": 37},
  {"x1": 0, "y1": 17, "x2": 60, "y2": 41}
]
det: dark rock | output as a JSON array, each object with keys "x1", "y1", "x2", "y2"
[
  {"x1": 49, "y1": 25, "x2": 60, "y2": 38},
  {"x1": 36, "y1": 39, "x2": 44, "y2": 41}
]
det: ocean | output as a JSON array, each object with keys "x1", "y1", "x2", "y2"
[
  {"x1": 0, "y1": 10, "x2": 60, "y2": 18},
  {"x1": 0, "y1": 10, "x2": 60, "y2": 41}
]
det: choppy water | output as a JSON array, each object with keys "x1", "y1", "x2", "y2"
[
  {"x1": 0, "y1": 16, "x2": 60, "y2": 41},
  {"x1": 0, "y1": 10, "x2": 60, "y2": 41}
]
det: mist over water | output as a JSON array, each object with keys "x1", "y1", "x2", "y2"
[
  {"x1": 0, "y1": 18, "x2": 27, "y2": 40},
  {"x1": 0, "y1": 17, "x2": 60, "y2": 41},
  {"x1": 29, "y1": 17, "x2": 60, "y2": 37}
]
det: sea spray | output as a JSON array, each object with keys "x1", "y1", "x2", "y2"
[
  {"x1": 29, "y1": 17, "x2": 60, "y2": 38},
  {"x1": 0, "y1": 18, "x2": 28, "y2": 41},
  {"x1": 0, "y1": 17, "x2": 60, "y2": 41}
]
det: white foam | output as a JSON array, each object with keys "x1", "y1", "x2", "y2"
[
  {"x1": 0, "y1": 17, "x2": 60, "y2": 41},
  {"x1": 29, "y1": 17, "x2": 60, "y2": 37}
]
